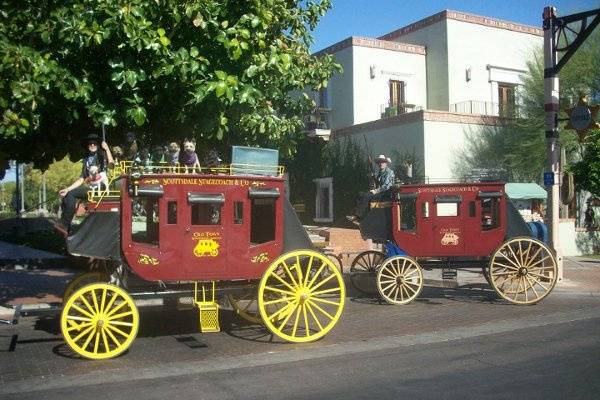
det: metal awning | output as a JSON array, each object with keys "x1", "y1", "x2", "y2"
[
  {"x1": 249, "y1": 187, "x2": 280, "y2": 198},
  {"x1": 136, "y1": 185, "x2": 163, "y2": 196},
  {"x1": 188, "y1": 193, "x2": 225, "y2": 204},
  {"x1": 505, "y1": 183, "x2": 547, "y2": 200},
  {"x1": 435, "y1": 195, "x2": 462, "y2": 203}
]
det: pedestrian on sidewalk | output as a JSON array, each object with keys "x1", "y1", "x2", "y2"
[{"x1": 54, "y1": 134, "x2": 114, "y2": 236}]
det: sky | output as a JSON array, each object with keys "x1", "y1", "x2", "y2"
[
  {"x1": 310, "y1": 0, "x2": 600, "y2": 51},
  {"x1": 1, "y1": 0, "x2": 598, "y2": 183}
]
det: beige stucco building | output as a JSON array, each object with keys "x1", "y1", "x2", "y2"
[{"x1": 308, "y1": 10, "x2": 543, "y2": 223}]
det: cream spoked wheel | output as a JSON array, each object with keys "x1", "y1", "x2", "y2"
[
  {"x1": 376, "y1": 256, "x2": 423, "y2": 305},
  {"x1": 258, "y1": 250, "x2": 345, "y2": 343},
  {"x1": 489, "y1": 237, "x2": 557, "y2": 305},
  {"x1": 61, "y1": 283, "x2": 139, "y2": 360}
]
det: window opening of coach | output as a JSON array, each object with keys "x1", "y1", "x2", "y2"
[
  {"x1": 250, "y1": 198, "x2": 276, "y2": 244},
  {"x1": 397, "y1": 193, "x2": 417, "y2": 233},
  {"x1": 435, "y1": 195, "x2": 462, "y2": 217},
  {"x1": 234, "y1": 201, "x2": 243, "y2": 225},
  {"x1": 131, "y1": 196, "x2": 159, "y2": 245},
  {"x1": 188, "y1": 192, "x2": 225, "y2": 226},
  {"x1": 167, "y1": 201, "x2": 177, "y2": 224},
  {"x1": 481, "y1": 197, "x2": 500, "y2": 230}
]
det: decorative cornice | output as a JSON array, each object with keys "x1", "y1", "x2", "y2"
[
  {"x1": 378, "y1": 10, "x2": 543, "y2": 42},
  {"x1": 313, "y1": 36, "x2": 426, "y2": 57},
  {"x1": 332, "y1": 110, "x2": 506, "y2": 139}
]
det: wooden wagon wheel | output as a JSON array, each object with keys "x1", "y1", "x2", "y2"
[
  {"x1": 258, "y1": 250, "x2": 345, "y2": 343},
  {"x1": 350, "y1": 250, "x2": 385, "y2": 295},
  {"x1": 376, "y1": 256, "x2": 423, "y2": 305},
  {"x1": 63, "y1": 271, "x2": 110, "y2": 302},
  {"x1": 489, "y1": 237, "x2": 557, "y2": 305},
  {"x1": 61, "y1": 283, "x2": 139, "y2": 360}
]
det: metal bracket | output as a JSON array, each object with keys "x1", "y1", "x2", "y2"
[{"x1": 552, "y1": 8, "x2": 600, "y2": 75}]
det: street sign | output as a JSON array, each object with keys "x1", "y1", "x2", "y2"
[
  {"x1": 569, "y1": 105, "x2": 592, "y2": 131},
  {"x1": 544, "y1": 172, "x2": 554, "y2": 186}
]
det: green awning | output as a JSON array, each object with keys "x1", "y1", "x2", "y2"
[{"x1": 505, "y1": 183, "x2": 547, "y2": 200}]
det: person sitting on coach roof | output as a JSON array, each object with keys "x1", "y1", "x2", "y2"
[
  {"x1": 347, "y1": 154, "x2": 395, "y2": 223},
  {"x1": 54, "y1": 133, "x2": 114, "y2": 236}
]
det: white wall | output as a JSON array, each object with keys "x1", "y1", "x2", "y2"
[
  {"x1": 445, "y1": 19, "x2": 542, "y2": 108},
  {"x1": 328, "y1": 46, "x2": 354, "y2": 129},
  {"x1": 390, "y1": 20, "x2": 449, "y2": 111},
  {"x1": 352, "y1": 46, "x2": 426, "y2": 125}
]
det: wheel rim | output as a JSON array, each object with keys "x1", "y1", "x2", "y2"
[
  {"x1": 489, "y1": 238, "x2": 557, "y2": 305},
  {"x1": 258, "y1": 250, "x2": 345, "y2": 343},
  {"x1": 61, "y1": 283, "x2": 139, "y2": 360},
  {"x1": 63, "y1": 271, "x2": 109, "y2": 302},
  {"x1": 227, "y1": 290, "x2": 262, "y2": 324},
  {"x1": 350, "y1": 251, "x2": 384, "y2": 295},
  {"x1": 376, "y1": 256, "x2": 423, "y2": 305}
]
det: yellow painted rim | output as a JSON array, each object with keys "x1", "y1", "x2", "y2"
[
  {"x1": 376, "y1": 256, "x2": 423, "y2": 305},
  {"x1": 258, "y1": 250, "x2": 345, "y2": 343},
  {"x1": 61, "y1": 283, "x2": 139, "y2": 360},
  {"x1": 489, "y1": 237, "x2": 557, "y2": 305},
  {"x1": 63, "y1": 271, "x2": 109, "y2": 302}
]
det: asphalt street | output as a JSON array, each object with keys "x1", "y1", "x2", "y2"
[{"x1": 2, "y1": 281, "x2": 600, "y2": 399}]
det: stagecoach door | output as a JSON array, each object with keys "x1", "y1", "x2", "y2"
[
  {"x1": 432, "y1": 195, "x2": 465, "y2": 255},
  {"x1": 185, "y1": 192, "x2": 227, "y2": 275}
]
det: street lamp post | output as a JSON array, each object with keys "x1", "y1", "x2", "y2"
[{"x1": 542, "y1": 6, "x2": 600, "y2": 282}]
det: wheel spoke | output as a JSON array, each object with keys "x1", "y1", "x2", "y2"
[
  {"x1": 80, "y1": 327, "x2": 96, "y2": 350},
  {"x1": 403, "y1": 268, "x2": 419, "y2": 278},
  {"x1": 264, "y1": 285, "x2": 296, "y2": 296},
  {"x1": 309, "y1": 297, "x2": 340, "y2": 307},
  {"x1": 268, "y1": 272, "x2": 296, "y2": 293},
  {"x1": 108, "y1": 310, "x2": 133, "y2": 321},
  {"x1": 72, "y1": 325, "x2": 95, "y2": 343},
  {"x1": 281, "y1": 260, "x2": 299, "y2": 287},
  {"x1": 295, "y1": 255, "x2": 303, "y2": 284},
  {"x1": 302, "y1": 304, "x2": 310, "y2": 337},
  {"x1": 91, "y1": 289, "x2": 100, "y2": 314},
  {"x1": 303, "y1": 256, "x2": 314, "y2": 287},
  {"x1": 105, "y1": 299, "x2": 127, "y2": 318},
  {"x1": 105, "y1": 323, "x2": 130, "y2": 338},
  {"x1": 403, "y1": 283, "x2": 417, "y2": 294},
  {"x1": 526, "y1": 255, "x2": 552, "y2": 269},
  {"x1": 507, "y1": 244, "x2": 523, "y2": 269},
  {"x1": 101, "y1": 329, "x2": 110, "y2": 352},
  {"x1": 380, "y1": 272, "x2": 397, "y2": 280},
  {"x1": 79, "y1": 295, "x2": 97, "y2": 317},
  {"x1": 66, "y1": 321, "x2": 93, "y2": 332},
  {"x1": 491, "y1": 261, "x2": 519, "y2": 271},
  {"x1": 262, "y1": 297, "x2": 294, "y2": 306},
  {"x1": 308, "y1": 273, "x2": 336, "y2": 293},
  {"x1": 307, "y1": 299, "x2": 334, "y2": 320},
  {"x1": 306, "y1": 261, "x2": 327, "y2": 289},
  {"x1": 305, "y1": 302, "x2": 324, "y2": 331},
  {"x1": 277, "y1": 302, "x2": 299, "y2": 331},
  {"x1": 381, "y1": 282, "x2": 397, "y2": 294},
  {"x1": 93, "y1": 332, "x2": 100, "y2": 354},
  {"x1": 268, "y1": 300, "x2": 297, "y2": 322},
  {"x1": 523, "y1": 246, "x2": 543, "y2": 268},
  {"x1": 525, "y1": 275, "x2": 541, "y2": 299},
  {"x1": 66, "y1": 314, "x2": 92, "y2": 322},
  {"x1": 290, "y1": 305, "x2": 302, "y2": 337},
  {"x1": 108, "y1": 320, "x2": 134, "y2": 327},
  {"x1": 100, "y1": 288, "x2": 107, "y2": 314},
  {"x1": 104, "y1": 324, "x2": 122, "y2": 347},
  {"x1": 310, "y1": 287, "x2": 341, "y2": 296}
]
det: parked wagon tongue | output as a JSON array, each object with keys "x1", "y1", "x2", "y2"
[
  {"x1": 356, "y1": 182, "x2": 558, "y2": 306},
  {"x1": 59, "y1": 147, "x2": 346, "y2": 360}
]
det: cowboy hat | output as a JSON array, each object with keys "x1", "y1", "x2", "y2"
[
  {"x1": 375, "y1": 154, "x2": 389, "y2": 163},
  {"x1": 82, "y1": 133, "x2": 101, "y2": 145}
]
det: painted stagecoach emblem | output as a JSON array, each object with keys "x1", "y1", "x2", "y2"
[
  {"x1": 192, "y1": 232, "x2": 221, "y2": 257},
  {"x1": 138, "y1": 253, "x2": 159, "y2": 265},
  {"x1": 440, "y1": 228, "x2": 460, "y2": 246}
]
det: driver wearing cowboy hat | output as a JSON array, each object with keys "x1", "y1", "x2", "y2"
[{"x1": 348, "y1": 154, "x2": 395, "y2": 222}]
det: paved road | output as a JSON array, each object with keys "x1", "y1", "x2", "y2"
[{"x1": 1, "y1": 282, "x2": 600, "y2": 399}]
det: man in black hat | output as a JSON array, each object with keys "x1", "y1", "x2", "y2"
[{"x1": 54, "y1": 134, "x2": 114, "y2": 235}]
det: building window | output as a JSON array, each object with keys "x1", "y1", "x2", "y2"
[
  {"x1": 314, "y1": 177, "x2": 333, "y2": 223},
  {"x1": 191, "y1": 203, "x2": 221, "y2": 225},
  {"x1": 251, "y1": 198, "x2": 276, "y2": 244},
  {"x1": 132, "y1": 197, "x2": 159, "y2": 245},
  {"x1": 498, "y1": 83, "x2": 516, "y2": 117},
  {"x1": 318, "y1": 87, "x2": 328, "y2": 108},
  {"x1": 389, "y1": 80, "x2": 406, "y2": 112}
]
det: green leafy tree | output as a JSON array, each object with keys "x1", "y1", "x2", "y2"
[
  {"x1": 572, "y1": 131, "x2": 600, "y2": 197},
  {"x1": 455, "y1": 29, "x2": 600, "y2": 182},
  {"x1": 0, "y1": 0, "x2": 340, "y2": 168}
]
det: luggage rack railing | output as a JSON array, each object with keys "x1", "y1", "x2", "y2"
[{"x1": 87, "y1": 161, "x2": 285, "y2": 204}]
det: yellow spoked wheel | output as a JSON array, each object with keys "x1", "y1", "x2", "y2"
[
  {"x1": 376, "y1": 256, "x2": 423, "y2": 305},
  {"x1": 258, "y1": 250, "x2": 345, "y2": 343},
  {"x1": 63, "y1": 271, "x2": 109, "y2": 302},
  {"x1": 61, "y1": 283, "x2": 139, "y2": 360},
  {"x1": 227, "y1": 290, "x2": 262, "y2": 324},
  {"x1": 489, "y1": 237, "x2": 557, "y2": 305}
]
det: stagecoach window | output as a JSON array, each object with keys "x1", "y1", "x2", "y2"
[
  {"x1": 251, "y1": 198, "x2": 276, "y2": 244},
  {"x1": 436, "y1": 202, "x2": 459, "y2": 217},
  {"x1": 131, "y1": 197, "x2": 159, "y2": 245},
  {"x1": 481, "y1": 197, "x2": 500, "y2": 230},
  {"x1": 398, "y1": 198, "x2": 417, "y2": 233},
  {"x1": 191, "y1": 203, "x2": 222, "y2": 225},
  {"x1": 167, "y1": 201, "x2": 177, "y2": 224},
  {"x1": 234, "y1": 202, "x2": 244, "y2": 225},
  {"x1": 469, "y1": 201, "x2": 476, "y2": 217}
]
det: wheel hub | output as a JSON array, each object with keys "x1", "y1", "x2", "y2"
[
  {"x1": 519, "y1": 267, "x2": 528, "y2": 276},
  {"x1": 396, "y1": 276, "x2": 404, "y2": 284}
]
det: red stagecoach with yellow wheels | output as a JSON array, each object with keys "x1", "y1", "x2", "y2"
[
  {"x1": 352, "y1": 182, "x2": 558, "y2": 305},
  {"x1": 61, "y1": 152, "x2": 345, "y2": 360}
]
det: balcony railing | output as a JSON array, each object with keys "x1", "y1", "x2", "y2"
[
  {"x1": 380, "y1": 103, "x2": 422, "y2": 118},
  {"x1": 449, "y1": 101, "x2": 520, "y2": 118},
  {"x1": 305, "y1": 107, "x2": 332, "y2": 140}
]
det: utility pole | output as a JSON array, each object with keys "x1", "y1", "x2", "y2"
[
  {"x1": 543, "y1": 6, "x2": 600, "y2": 282},
  {"x1": 19, "y1": 163, "x2": 25, "y2": 216}
]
